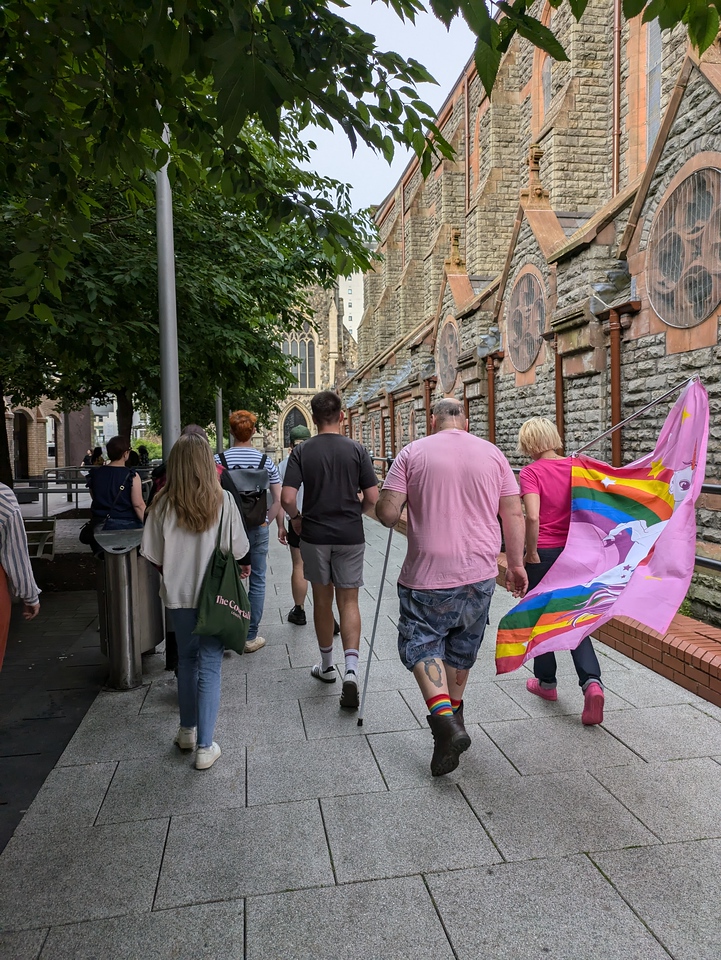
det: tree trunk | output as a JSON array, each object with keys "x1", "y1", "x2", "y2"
[
  {"x1": 115, "y1": 388, "x2": 134, "y2": 442},
  {"x1": 0, "y1": 380, "x2": 13, "y2": 488}
]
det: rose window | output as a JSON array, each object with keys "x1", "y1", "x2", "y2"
[
  {"x1": 507, "y1": 273, "x2": 546, "y2": 372},
  {"x1": 646, "y1": 168, "x2": 721, "y2": 328},
  {"x1": 437, "y1": 320, "x2": 459, "y2": 394}
]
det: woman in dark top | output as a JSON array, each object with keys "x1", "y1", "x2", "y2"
[
  {"x1": 91, "y1": 446, "x2": 104, "y2": 466},
  {"x1": 87, "y1": 435, "x2": 145, "y2": 532}
]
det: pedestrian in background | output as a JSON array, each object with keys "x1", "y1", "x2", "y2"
[
  {"x1": 281, "y1": 390, "x2": 378, "y2": 709},
  {"x1": 141, "y1": 433, "x2": 249, "y2": 770},
  {"x1": 215, "y1": 410, "x2": 281, "y2": 654},
  {"x1": 518, "y1": 416, "x2": 604, "y2": 724},
  {"x1": 86, "y1": 435, "x2": 145, "y2": 534},
  {"x1": 0, "y1": 483, "x2": 41, "y2": 672},
  {"x1": 277, "y1": 425, "x2": 312, "y2": 625},
  {"x1": 376, "y1": 398, "x2": 527, "y2": 776}
]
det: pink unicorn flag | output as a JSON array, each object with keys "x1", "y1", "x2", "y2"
[{"x1": 496, "y1": 379, "x2": 709, "y2": 674}]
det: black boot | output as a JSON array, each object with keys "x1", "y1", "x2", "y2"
[
  {"x1": 454, "y1": 701, "x2": 471, "y2": 746},
  {"x1": 426, "y1": 712, "x2": 472, "y2": 777}
]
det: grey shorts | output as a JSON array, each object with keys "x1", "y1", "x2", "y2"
[
  {"x1": 300, "y1": 542, "x2": 365, "y2": 588},
  {"x1": 397, "y1": 578, "x2": 495, "y2": 671}
]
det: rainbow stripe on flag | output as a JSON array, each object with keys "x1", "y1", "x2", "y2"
[{"x1": 496, "y1": 380, "x2": 709, "y2": 674}]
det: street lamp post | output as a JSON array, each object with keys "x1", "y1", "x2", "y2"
[{"x1": 156, "y1": 125, "x2": 181, "y2": 459}]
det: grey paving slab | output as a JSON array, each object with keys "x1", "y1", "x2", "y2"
[
  {"x1": 0, "y1": 929, "x2": 47, "y2": 960},
  {"x1": 322, "y1": 784, "x2": 500, "y2": 882},
  {"x1": 38, "y1": 902, "x2": 244, "y2": 960},
  {"x1": 155, "y1": 800, "x2": 333, "y2": 908},
  {"x1": 246, "y1": 875, "x2": 455, "y2": 960},
  {"x1": 461, "y1": 770, "x2": 657, "y2": 860},
  {"x1": 427, "y1": 856, "x2": 672, "y2": 960},
  {"x1": 594, "y1": 757, "x2": 721, "y2": 841},
  {"x1": 299, "y1": 689, "x2": 419, "y2": 739},
  {"x1": 0, "y1": 819, "x2": 168, "y2": 931},
  {"x1": 482, "y1": 715, "x2": 642, "y2": 774},
  {"x1": 601, "y1": 704, "x2": 721, "y2": 761},
  {"x1": 602, "y1": 668, "x2": 704, "y2": 707},
  {"x1": 246, "y1": 665, "x2": 351, "y2": 704},
  {"x1": 56, "y1": 711, "x2": 179, "y2": 765},
  {"x1": 13, "y1": 762, "x2": 116, "y2": 837},
  {"x1": 247, "y1": 735, "x2": 386, "y2": 805},
  {"x1": 495, "y1": 675, "x2": 633, "y2": 718},
  {"x1": 214, "y1": 698, "x2": 307, "y2": 747},
  {"x1": 285, "y1": 634, "x2": 372, "y2": 669},
  {"x1": 96, "y1": 748, "x2": 245, "y2": 824},
  {"x1": 368, "y1": 725, "x2": 519, "y2": 790},
  {"x1": 405, "y1": 682, "x2": 531, "y2": 724},
  {"x1": 593, "y1": 840, "x2": 721, "y2": 960}
]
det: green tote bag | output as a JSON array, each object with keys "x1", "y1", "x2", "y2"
[{"x1": 194, "y1": 505, "x2": 251, "y2": 654}]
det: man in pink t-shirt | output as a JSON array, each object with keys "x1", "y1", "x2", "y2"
[{"x1": 376, "y1": 398, "x2": 527, "y2": 777}]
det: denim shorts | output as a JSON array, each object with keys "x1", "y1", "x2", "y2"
[{"x1": 397, "y1": 578, "x2": 496, "y2": 671}]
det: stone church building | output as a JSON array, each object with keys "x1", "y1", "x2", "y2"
[
  {"x1": 340, "y1": 6, "x2": 721, "y2": 624},
  {"x1": 267, "y1": 282, "x2": 357, "y2": 456}
]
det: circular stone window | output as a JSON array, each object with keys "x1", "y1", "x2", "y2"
[
  {"x1": 507, "y1": 272, "x2": 546, "y2": 373},
  {"x1": 437, "y1": 319, "x2": 459, "y2": 394},
  {"x1": 646, "y1": 168, "x2": 721, "y2": 328}
]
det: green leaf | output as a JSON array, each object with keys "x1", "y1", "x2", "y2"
[
  {"x1": 6, "y1": 302, "x2": 30, "y2": 321},
  {"x1": 475, "y1": 38, "x2": 503, "y2": 97},
  {"x1": 32, "y1": 303, "x2": 55, "y2": 322},
  {"x1": 623, "y1": 0, "x2": 647, "y2": 17}
]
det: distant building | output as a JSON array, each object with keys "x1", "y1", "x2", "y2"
[
  {"x1": 339, "y1": 270, "x2": 364, "y2": 341},
  {"x1": 4, "y1": 400, "x2": 91, "y2": 479}
]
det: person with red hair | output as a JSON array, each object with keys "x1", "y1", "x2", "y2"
[{"x1": 215, "y1": 410, "x2": 281, "y2": 652}]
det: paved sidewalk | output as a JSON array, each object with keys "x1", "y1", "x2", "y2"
[{"x1": 1, "y1": 520, "x2": 721, "y2": 959}]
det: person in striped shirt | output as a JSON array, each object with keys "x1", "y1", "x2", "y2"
[
  {"x1": 0, "y1": 483, "x2": 41, "y2": 671},
  {"x1": 215, "y1": 410, "x2": 282, "y2": 653}
]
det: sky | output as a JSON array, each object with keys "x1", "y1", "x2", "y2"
[{"x1": 304, "y1": 1, "x2": 475, "y2": 211}]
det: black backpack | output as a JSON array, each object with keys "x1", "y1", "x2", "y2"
[{"x1": 218, "y1": 451, "x2": 270, "y2": 528}]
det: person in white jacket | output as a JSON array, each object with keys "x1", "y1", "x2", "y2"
[{"x1": 142, "y1": 433, "x2": 249, "y2": 770}]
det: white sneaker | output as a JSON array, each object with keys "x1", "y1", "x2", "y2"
[
  {"x1": 340, "y1": 671, "x2": 359, "y2": 710},
  {"x1": 244, "y1": 636, "x2": 266, "y2": 653},
  {"x1": 195, "y1": 742, "x2": 221, "y2": 770},
  {"x1": 174, "y1": 726, "x2": 197, "y2": 751}
]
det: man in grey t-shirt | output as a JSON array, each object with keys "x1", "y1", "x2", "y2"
[{"x1": 281, "y1": 391, "x2": 378, "y2": 709}]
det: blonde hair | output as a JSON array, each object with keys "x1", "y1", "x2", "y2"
[
  {"x1": 152, "y1": 434, "x2": 223, "y2": 533},
  {"x1": 518, "y1": 417, "x2": 563, "y2": 458},
  {"x1": 229, "y1": 409, "x2": 256, "y2": 443}
]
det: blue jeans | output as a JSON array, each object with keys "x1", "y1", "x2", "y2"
[
  {"x1": 397, "y1": 578, "x2": 495, "y2": 671},
  {"x1": 169, "y1": 608, "x2": 224, "y2": 748},
  {"x1": 247, "y1": 524, "x2": 269, "y2": 641}
]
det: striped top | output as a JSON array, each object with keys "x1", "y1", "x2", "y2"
[
  {"x1": 0, "y1": 484, "x2": 41, "y2": 604},
  {"x1": 214, "y1": 447, "x2": 281, "y2": 485}
]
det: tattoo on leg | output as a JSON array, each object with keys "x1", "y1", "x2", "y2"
[
  {"x1": 422, "y1": 659, "x2": 444, "y2": 689},
  {"x1": 455, "y1": 669, "x2": 469, "y2": 687}
]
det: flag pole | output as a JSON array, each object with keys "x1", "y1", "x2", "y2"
[{"x1": 572, "y1": 376, "x2": 696, "y2": 457}]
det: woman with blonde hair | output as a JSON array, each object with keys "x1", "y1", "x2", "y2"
[
  {"x1": 141, "y1": 433, "x2": 249, "y2": 769},
  {"x1": 215, "y1": 409, "x2": 281, "y2": 653},
  {"x1": 518, "y1": 417, "x2": 604, "y2": 725}
]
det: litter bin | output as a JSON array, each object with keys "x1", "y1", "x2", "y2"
[{"x1": 95, "y1": 529, "x2": 165, "y2": 690}]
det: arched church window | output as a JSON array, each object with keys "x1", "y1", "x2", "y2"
[
  {"x1": 541, "y1": 55, "x2": 553, "y2": 119},
  {"x1": 646, "y1": 19, "x2": 662, "y2": 157},
  {"x1": 507, "y1": 271, "x2": 546, "y2": 372},
  {"x1": 646, "y1": 168, "x2": 721, "y2": 328},
  {"x1": 282, "y1": 322, "x2": 317, "y2": 389},
  {"x1": 282, "y1": 407, "x2": 309, "y2": 448},
  {"x1": 437, "y1": 318, "x2": 460, "y2": 395}
]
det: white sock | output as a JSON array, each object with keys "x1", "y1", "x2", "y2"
[
  {"x1": 320, "y1": 644, "x2": 334, "y2": 671},
  {"x1": 344, "y1": 649, "x2": 359, "y2": 676}
]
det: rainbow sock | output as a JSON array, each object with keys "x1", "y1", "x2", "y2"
[
  {"x1": 426, "y1": 695, "x2": 453, "y2": 717},
  {"x1": 450, "y1": 699, "x2": 462, "y2": 713}
]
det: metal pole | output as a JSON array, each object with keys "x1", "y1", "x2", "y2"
[
  {"x1": 357, "y1": 525, "x2": 394, "y2": 726},
  {"x1": 215, "y1": 389, "x2": 224, "y2": 454},
  {"x1": 156, "y1": 123, "x2": 181, "y2": 460},
  {"x1": 573, "y1": 376, "x2": 694, "y2": 457}
]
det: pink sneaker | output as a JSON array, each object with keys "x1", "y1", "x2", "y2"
[
  {"x1": 526, "y1": 678, "x2": 558, "y2": 701},
  {"x1": 582, "y1": 682, "x2": 605, "y2": 725}
]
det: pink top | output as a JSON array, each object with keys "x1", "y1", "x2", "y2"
[
  {"x1": 518, "y1": 457, "x2": 572, "y2": 548},
  {"x1": 382, "y1": 430, "x2": 519, "y2": 589}
]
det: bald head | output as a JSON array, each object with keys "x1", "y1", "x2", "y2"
[{"x1": 431, "y1": 398, "x2": 465, "y2": 433}]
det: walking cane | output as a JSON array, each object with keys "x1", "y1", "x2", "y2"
[{"x1": 357, "y1": 524, "x2": 394, "y2": 727}]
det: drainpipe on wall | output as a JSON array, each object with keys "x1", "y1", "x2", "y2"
[
  {"x1": 554, "y1": 334, "x2": 565, "y2": 445},
  {"x1": 389, "y1": 394, "x2": 396, "y2": 454},
  {"x1": 380, "y1": 413, "x2": 387, "y2": 473},
  {"x1": 486, "y1": 356, "x2": 496, "y2": 445},
  {"x1": 463, "y1": 384, "x2": 470, "y2": 430},
  {"x1": 423, "y1": 380, "x2": 433, "y2": 438},
  {"x1": 609, "y1": 309, "x2": 622, "y2": 466},
  {"x1": 612, "y1": 0, "x2": 621, "y2": 196}
]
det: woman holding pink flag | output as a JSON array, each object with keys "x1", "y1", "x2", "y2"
[{"x1": 518, "y1": 417, "x2": 605, "y2": 725}]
